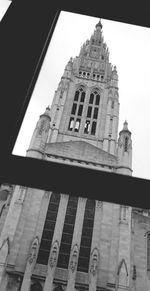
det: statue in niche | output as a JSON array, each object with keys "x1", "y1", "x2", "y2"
[
  {"x1": 28, "y1": 236, "x2": 39, "y2": 265},
  {"x1": 89, "y1": 247, "x2": 99, "y2": 277},
  {"x1": 69, "y1": 244, "x2": 79, "y2": 273},
  {"x1": 49, "y1": 240, "x2": 59, "y2": 269}
]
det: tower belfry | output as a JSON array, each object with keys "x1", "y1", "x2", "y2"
[{"x1": 46, "y1": 19, "x2": 121, "y2": 161}]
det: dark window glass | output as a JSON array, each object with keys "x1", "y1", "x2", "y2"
[
  {"x1": 37, "y1": 193, "x2": 60, "y2": 265},
  {"x1": 48, "y1": 203, "x2": 59, "y2": 212},
  {"x1": 74, "y1": 90, "x2": 79, "y2": 101},
  {"x1": 42, "y1": 230, "x2": 53, "y2": 240},
  {"x1": 40, "y1": 239, "x2": 51, "y2": 250},
  {"x1": 57, "y1": 254, "x2": 69, "y2": 269},
  {"x1": 80, "y1": 91, "x2": 85, "y2": 102},
  {"x1": 61, "y1": 233, "x2": 72, "y2": 244},
  {"x1": 84, "y1": 208, "x2": 95, "y2": 218},
  {"x1": 81, "y1": 235, "x2": 92, "y2": 247},
  {"x1": 77, "y1": 257, "x2": 90, "y2": 272},
  {"x1": 95, "y1": 94, "x2": 100, "y2": 105},
  {"x1": 111, "y1": 101, "x2": 114, "y2": 108},
  {"x1": 66, "y1": 207, "x2": 77, "y2": 216},
  {"x1": 57, "y1": 196, "x2": 78, "y2": 269},
  {"x1": 91, "y1": 121, "x2": 97, "y2": 135},
  {"x1": 46, "y1": 211, "x2": 58, "y2": 221},
  {"x1": 50, "y1": 193, "x2": 61, "y2": 203},
  {"x1": 37, "y1": 250, "x2": 50, "y2": 265},
  {"x1": 77, "y1": 199, "x2": 95, "y2": 272},
  {"x1": 79, "y1": 246, "x2": 91, "y2": 257},
  {"x1": 68, "y1": 199, "x2": 78, "y2": 208},
  {"x1": 82, "y1": 227, "x2": 93, "y2": 236},
  {"x1": 87, "y1": 106, "x2": 92, "y2": 118},
  {"x1": 89, "y1": 93, "x2": 94, "y2": 104},
  {"x1": 78, "y1": 104, "x2": 83, "y2": 116},
  {"x1": 82, "y1": 219, "x2": 94, "y2": 228},
  {"x1": 44, "y1": 220, "x2": 55, "y2": 230},
  {"x1": 124, "y1": 137, "x2": 128, "y2": 152},
  {"x1": 63, "y1": 223, "x2": 74, "y2": 234},
  {"x1": 65, "y1": 214, "x2": 76, "y2": 224},
  {"x1": 86, "y1": 199, "x2": 95, "y2": 209},
  {"x1": 93, "y1": 108, "x2": 98, "y2": 119},
  {"x1": 60, "y1": 243, "x2": 71, "y2": 254},
  {"x1": 71, "y1": 103, "x2": 77, "y2": 115}
]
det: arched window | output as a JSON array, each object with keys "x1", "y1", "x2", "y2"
[
  {"x1": 147, "y1": 233, "x2": 150, "y2": 271},
  {"x1": 77, "y1": 199, "x2": 95, "y2": 272},
  {"x1": 37, "y1": 193, "x2": 60, "y2": 265},
  {"x1": 68, "y1": 86, "x2": 86, "y2": 133},
  {"x1": 74, "y1": 87, "x2": 85, "y2": 103}
]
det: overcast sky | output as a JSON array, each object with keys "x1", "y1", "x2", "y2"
[{"x1": 2, "y1": 4, "x2": 150, "y2": 181}]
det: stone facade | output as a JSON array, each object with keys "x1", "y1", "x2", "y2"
[{"x1": 0, "y1": 19, "x2": 149, "y2": 291}]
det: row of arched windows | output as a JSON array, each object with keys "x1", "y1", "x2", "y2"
[{"x1": 37, "y1": 193, "x2": 95, "y2": 273}]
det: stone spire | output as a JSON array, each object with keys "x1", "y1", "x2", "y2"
[{"x1": 95, "y1": 19, "x2": 103, "y2": 30}]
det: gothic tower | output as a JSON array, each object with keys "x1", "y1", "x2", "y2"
[{"x1": 0, "y1": 19, "x2": 141, "y2": 291}]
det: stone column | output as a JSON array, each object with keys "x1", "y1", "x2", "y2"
[
  {"x1": 0, "y1": 186, "x2": 26, "y2": 287},
  {"x1": 110, "y1": 116, "x2": 117, "y2": 154},
  {"x1": 21, "y1": 236, "x2": 39, "y2": 291},
  {"x1": 66, "y1": 197, "x2": 86, "y2": 291},
  {"x1": 103, "y1": 99, "x2": 111, "y2": 151},
  {"x1": 43, "y1": 194, "x2": 68, "y2": 291},
  {"x1": 89, "y1": 201, "x2": 102, "y2": 291},
  {"x1": 115, "y1": 206, "x2": 132, "y2": 291}
]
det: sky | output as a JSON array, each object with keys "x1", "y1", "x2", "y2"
[{"x1": 1, "y1": 3, "x2": 150, "y2": 181}]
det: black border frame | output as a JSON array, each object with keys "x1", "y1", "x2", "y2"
[{"x1": 0, "y1": 0, "x2": 150, "y2": 209}]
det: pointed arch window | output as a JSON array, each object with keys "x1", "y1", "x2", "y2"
[
  {"x1": 77, "y1": 199, "x2": 95, "y2": 272},
  {"x1": 68, "y1": 86, "x2": 86, "y2": 133},
  {"x1": 37, "y1": 192, "x2": 60, "y2": 265}
]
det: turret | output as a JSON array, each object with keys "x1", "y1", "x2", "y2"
[
  {"x1": 26, "y1": 106, "x2": 51, "y2": 159},
  {"x1": 116, "y1": 121, "x2": 132, "y2": 175}
]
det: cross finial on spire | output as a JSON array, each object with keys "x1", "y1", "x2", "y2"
[
  {"x1": 96, "y1": 19, "x2": 103, "y2": 30},
  {"x1": 123, "y1": 120, "x2": 129, "y2": 131}
]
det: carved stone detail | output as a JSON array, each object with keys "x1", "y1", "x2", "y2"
[
  {"x1": 89, "y1": 247, "x2": 99, "y2": 277},
  {"x1": 49, "y1": 240, "x2": 59, "y2": 269},
  {"x1": 28, "y1": 236, "x2": 39, "y2": 265},
  {"x1": 69, "y1": 244, "x2": 79, "y2": 273}
]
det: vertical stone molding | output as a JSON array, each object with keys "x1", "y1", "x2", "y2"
[
  {"x1": 21, "y1": 236, "x2": 39, "y2": 291},
  {"x1": 0, "y1": 237, "x2": 9, "y2": 286},
  {"x1": 89, "y1": 247, "x2": 99, "y2": 291},
  {"x1": 66, "y1": 197, "x2": 86, "y2": 291},
  {"x1": 48, "y1": 240, "x2": 59, "y2": 269},
  {"x1": 66, "y1": 244, "x2": 79, "y2": 291},
  {"x1": 88, "y1": 200, "x2": 102, "y2": 291},
  {"x1": 115, "y1": 258, "x2": 128, "y2": 291},
  {"x1": 116, "y1": 206, "x2": 131, "y2": 290},
  {"x1": 43, "y1": 194, "x2": 68, "y2": 291}
]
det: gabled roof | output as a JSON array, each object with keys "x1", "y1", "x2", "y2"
[{"x1": 45, "y1": 140, "x2": 117, "y2": 166}]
